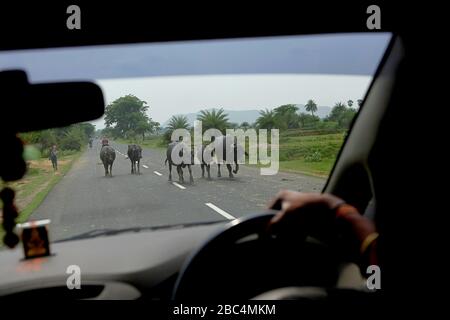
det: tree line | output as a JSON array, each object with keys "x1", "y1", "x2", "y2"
[
  {"x1": 164, "y1": 100, "x2": 360, "y2": 142},
  {"x1": 20, "y1": 123, "x2": 96, "y2": 157},
  {"x1": 254, "y1": 100, "x2": 360, "y2": 131},
  {"x1": 99, "y1": 95, "x2": 360, "y2": 144}
]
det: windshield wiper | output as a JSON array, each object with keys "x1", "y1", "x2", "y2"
[{"x1": 54, "y1": 219, "x2": 227, "y2": 243}]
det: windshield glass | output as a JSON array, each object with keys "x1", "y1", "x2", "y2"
[{"x1": 0, "y1": 33, "x2": 391, "y2": 244}]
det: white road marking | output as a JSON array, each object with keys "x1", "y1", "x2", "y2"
[
  {"x1": 111, "y1": 147, "x2": 125, "y2": 156},
  {"x1": 205, "y1": 202, "x2": 236, "y2": 220},
  {"x1": 143, "y1": 165, "x2": 149, "y2": 169},
  {"x1": 114, "y1": 150, "x2": 126, "y2": 156},
  {"x1": 153, "y1": 170, "x2": 162, "y2": 176},
  {"x1": 172, "y1": 182, "x2": 186, "y2": 190}
]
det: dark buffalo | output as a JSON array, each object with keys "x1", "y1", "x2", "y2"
[
  {"x1": 165, "y1": 141, "x2": 194, "y2": 184},
  {"x1": 127, "y1": 144, "x2": 142, "y2": 174},
  {"x1": 196, "y1": 144, "x2": 214, "y2": 180},
  {"x1": 100, "y1": 145, "x2": 116, "y2": 177},
  {"x1": 215, "y1": 136, "x2": 246, "y2": 178}
]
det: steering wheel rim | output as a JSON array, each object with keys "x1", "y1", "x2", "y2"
[{"x1": 172, "y1": 212, "x2": 277, "y2": 300}]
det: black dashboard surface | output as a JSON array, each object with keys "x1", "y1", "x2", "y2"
[{"x1": 0, "y1": 223, "x2": 224, "y2": 299}]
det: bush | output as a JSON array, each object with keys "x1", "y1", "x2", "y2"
[
  {"x1": 21, "y1": 124, "x2": 90, "y2": 160},
  {"x1": 59, "y1": 126, "x2": 86, "y2": 151},
  {"x1": 316, "y1": 121, "x2": 339, "y2": 130},
  {"x1": 60, "y1": 137, "x2": 82, "y2": 151},
  {"x1": 41, "y1": 148, "x2": 78, "y2": 158},
  {"x1": 38, "y1": 130, "x2": 58, "y2": 152},
  {"x1": 304, "y1": 151, "x2": 323, "y2": 162},
  {"x1": 296, "y1": 114, "x2": 323, "y2": 130}
]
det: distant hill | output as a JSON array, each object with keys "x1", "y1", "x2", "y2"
[{"x1": 162, "y1": 106, "x2": 332, "y2": 128}]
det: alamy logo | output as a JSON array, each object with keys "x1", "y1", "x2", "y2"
[
  {"x1": 66, "y1": 265, "x2": 81, "y2": 289},
  {"x1": 366, "y1": 5, "x2": 381, "y2": 30},
  {"x1": 66, "y1": 5, "x2": 81, "y2": 30},
  {"x1": 366, "y1": 265, "x2": 381, "y2": 290}
]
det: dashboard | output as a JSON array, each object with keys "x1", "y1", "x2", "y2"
[{"x1": 0, "y1": 223, "x2": 224, "y2": 299}]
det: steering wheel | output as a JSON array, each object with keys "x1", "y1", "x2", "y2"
[{"x1": 172, "y1": 211, "x2": 341, "y2": 301}]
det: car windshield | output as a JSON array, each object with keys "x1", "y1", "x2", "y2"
[{"x1": 0, "y1": 33, "x2": 391, "y2": 244}]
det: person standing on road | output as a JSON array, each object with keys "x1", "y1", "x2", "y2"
[{"x1": 49, "y1": 144, "x2": 58, "y2": 171}]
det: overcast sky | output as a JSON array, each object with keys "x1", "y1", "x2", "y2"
[{"x1": 0, "y1": 33, "x2": 390, "y2": 129}]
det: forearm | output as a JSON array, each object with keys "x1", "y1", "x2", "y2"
[{"x1": 335, "y1": 204, "x2": 380, "y2": 273}]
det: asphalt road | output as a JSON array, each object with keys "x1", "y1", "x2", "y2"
[{"x1": 31, "y1": 140, "x2": 326, "y2": 242}]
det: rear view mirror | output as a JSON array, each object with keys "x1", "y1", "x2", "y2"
[{"x1": 0, "y1": 69, "x2": 104, "y2": 133}]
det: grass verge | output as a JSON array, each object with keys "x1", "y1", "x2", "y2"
[{"x1": 0, "y1": 150, "x2": 83, "y2": 247}]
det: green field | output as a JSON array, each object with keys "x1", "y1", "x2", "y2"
[
  {"x1": 277, "y1": 131, "x2": 345, "y2": 177},
  {"x1": 241, "y1": 130, "x2": 345, "y2": 177}
]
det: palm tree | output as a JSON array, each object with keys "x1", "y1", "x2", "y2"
[
  {"x1": 255, "y1": 109, "x2": 279, "y2": 130},
  {"x1": 167, "y1": 115, "x2": 190, "y2": 131},
  {"x1": 165, "y1": 115, "x2": 190, "y2": 142},
  {"x1": 347, "y1": 100, "x2": 354, "y2": 107},
  {"x1": 304, "y1": 99, "x2": 318, "y2": 116},
  {"x1": 327, "y1": 102, "x2": 348, "y2": 122},
  {"x1": 240, "y1": 122, "x2": 250, "y2": 130},
  {"x1": 197, "y1": 108, "x2": 230, "y2": 134}
]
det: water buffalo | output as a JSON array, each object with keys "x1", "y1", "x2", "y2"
[
  {"x1": 127, "y1": 144, "x2": 142, "y2": 174},
  {"x1": 165, "y1": 141, "x2": 194, "y2": 184},
  {"x1": 100, "y1": 145, "x2": 116, "y2": 177},
  {"x1": 215, "y1": 136, "x2": 246, "y2": 178},
  {"x1": 196, "y1": 144, "x2": 213, "y2": 180}
]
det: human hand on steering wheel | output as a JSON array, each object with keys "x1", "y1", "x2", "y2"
[
  {"x1": 173, "y1": 191, "x2": 379, "y2": 300},
  {"x1": 267, "y1": 190, "x2": 378, "y2": 268}
]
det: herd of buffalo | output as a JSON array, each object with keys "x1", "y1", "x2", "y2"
[{"x1": 99, "y1": 136, "x2": 246, "y2": 184}]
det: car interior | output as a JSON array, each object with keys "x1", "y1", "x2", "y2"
[{"x1": 0, "y1": 3, "x2": 432, "y2": 307}]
